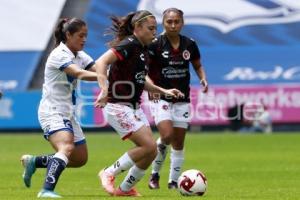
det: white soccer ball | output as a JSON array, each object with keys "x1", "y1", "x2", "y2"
[{"x1": 177, "y1": 169, "x2": 207, "y2": 196}]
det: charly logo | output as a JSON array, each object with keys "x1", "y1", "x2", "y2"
[
  {"x1": 140, "y1": 53, "x2": 145, "y2": 61},
  {"x1": 137, "y1": 0, "x2": 300, "y2": 33}
]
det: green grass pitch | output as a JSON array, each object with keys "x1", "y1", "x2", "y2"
[{"x1": 0, "y1": 132, "x2": 299, "y2": 199}]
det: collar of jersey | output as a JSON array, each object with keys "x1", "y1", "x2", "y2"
[
  {"x1": 59, "y1": 42, "x2": 76, "y2": 58},
  {"x1": 129, "y1": 35, "x2": 145, "y2": 48},
  {"x1": 161, "y1": 33, "x2": 182, "y2": 50}
]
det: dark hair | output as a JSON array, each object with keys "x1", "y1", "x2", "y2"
[
  {"x1": 107, "y1": 10, "x2": 154, "y2": 47},
  {"x1": 54, "y1": 18, "x2": 86, "y2": 46},
  {"x1": 162, "y1": 8, "x2": 184, "y2": 22}
]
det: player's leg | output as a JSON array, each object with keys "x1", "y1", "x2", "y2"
[
  {"x1": 149, "y1": 100, "x2": 173, "y2": 189},
  {"x1": 21, "y1": 113, "x2": 75, "y2": 188},
  {"x1": 168, "y1": 102, "x2": 190, "y2": 189},
  {"x1": 116, "y1": 125, "x2": 157, "y2": 196},
  {"x1": 148, "y1": 120, "x2": 173, "y2": 189},
  {"x1": 21, "y1": 143, "x2": 86, "y2": 188},
  {"x1": 168, "y1": 127, "x2": 186, "y2": 189},
  {"x1": 21, "y1": 153, "x2": 54, "y2": 187},
  {"x1": 37, "y1": 130, "x2": 74, "y2": 198},
  {"x1": 67, "y1": 143, "x2": 88, "y2": 167},
  {"x1": 67, "y1": 117, "x2": 88, "y2": 167},
  {"x1": 98, "y1": 103, "x2": 154, "y2": 195}
]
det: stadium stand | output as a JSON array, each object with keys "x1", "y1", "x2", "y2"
[{"x1": 0, "y1": 0, "x2": 66, "y2": 91}]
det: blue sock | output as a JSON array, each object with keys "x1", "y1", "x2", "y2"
[
  {"x1": 35, "y1": 154, "x2": 54, "y2": 168},
  {"x1": 43, "y1": 157, "x2": 66, "y2": 191}
]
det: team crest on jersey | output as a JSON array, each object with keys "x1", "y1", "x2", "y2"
[
  {"x1": 137, "y1": 0, "x2": 300, "y2": 33},
  {"x1": 182, "y1": 50, "x2": 190, "y2": 60},
  {"x1": 162, "y1": 104, "x2": 169, "y2": 110}
]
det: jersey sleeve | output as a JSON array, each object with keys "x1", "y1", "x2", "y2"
[
  {"x1": 110, "y1": 39, "x2": 133, "y2": 61},
  {"x1": 49, "y1": 50, "x2": 74, "y2": 71},
  {"x1": 189, "y1": 40, "x2": 201, "y2": 61},
  {"x1": 80, "y1": 51, "x2": 95, "y2": 70}
]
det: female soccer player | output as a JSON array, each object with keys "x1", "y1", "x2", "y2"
[
  {"x1": 21, "y1": 18, "x2": 98, "y2": 198},
  {"x1": 147, "y1": 8, "x2": 209, "y2": 189},
  {"x1": 94, "y1": 10, "x2": 183, "y2": 197}
]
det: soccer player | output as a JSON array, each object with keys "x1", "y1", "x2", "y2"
[
  {"x1": 94, "y1": 10, "x2": 183, "y2": 197},
  {"x1": 147, "y1": 8, "x2": 208, "y2": 189},
  {"x1": 20, "y1": 18, "x2": 98, "y2": 198}
]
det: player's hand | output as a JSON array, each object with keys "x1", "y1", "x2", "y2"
[
  {"x1": 201, "y1": 79, "x2": 208, "y2": 93},
  {"x1": 94, "y1": 88, "x2": 108, "y2": 108},
  {"x1": 164, "y1": 89, "x2": 184, "y2": 99}
]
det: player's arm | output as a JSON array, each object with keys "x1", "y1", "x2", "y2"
[
  {"x1": 94, "y1": 49, "x2": 118, "y2": 108},
  {"x1": 87, "y1": 64, "x2": 96, "y2": 72},
  {"x1": 63, "y1": 64, "x2": 98, "y2": 81},
  {"x1": 145, "y1": 76, "x2": 157, "y2": 99},
  {"x1": 144, "y1": 75, "x2": 184, "y2": 98},
  {"x1": 191, "y1": 59, "x2": 208, "y2": 93}
]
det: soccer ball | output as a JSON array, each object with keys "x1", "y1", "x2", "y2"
[{"x1": 177, "y1": 169, "x2": 207, "y2": 196}]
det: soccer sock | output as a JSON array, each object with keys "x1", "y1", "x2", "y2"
[
  {"x1": 119, "y1": 165, "x2": 145, "y2": 192},
  {"x1": 35, "y1": 154, "x2": 54, "y2": 168},
  {"x1": 152, "y1": 137, "x2": 168, "y2": 174},
  {"x1": 105, "y1": 152, "x2": 134, "y2": 176},
  {"x1": 169, "y1": 148, "x2": 184, "y2": 183},
  {"x1": 43, "y1": 152, "x2": 68, "y2": 191}
]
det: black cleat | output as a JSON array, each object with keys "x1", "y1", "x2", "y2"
[
  {"x1": 168, "y1": 181, "x2": 178, "y2": 189},
  {"x1": 148, "y1": 173, "x2": 160, "y2": 189}
]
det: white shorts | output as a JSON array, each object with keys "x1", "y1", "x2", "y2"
[
  {"x1": 150, "y1": 100, "x2": 191, "y2": 129},
  {"x1": 104, "y1": 103, "x2": 150, "y2": 140},
  {"x1": 38, "y1": 112, "x2": 85, "y2": 145}
]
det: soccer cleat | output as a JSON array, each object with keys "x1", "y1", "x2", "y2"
[
  {"x1": 21, "y1": 154, "x2": 36, "y2": 188},
  {"x1": 98, "y1": 169, "x2": 115, "y2": 195},
  {"x1": 114, "y1": 187, "x2": 141, "y2": 197},
  {"x1": 37, "y1": 189, "x2": 62, "y2": 198},
  {"x1": 168, "y1": 181, "x2": 178, "y2": 189},
  {"x1": 148, "y1": 173, "x2": 160, "y2": 189}
]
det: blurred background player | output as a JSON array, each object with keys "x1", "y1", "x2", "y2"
[
  {"x1": 147, "y1": 8, "x2": 208, "y2": 189},
  {"x1": 94, "y1": 10, "x2": 183, "y2": 196},
  {"x1": 242, "y1": 104, "x2": 273, "y2": 134},
  {"x1": 20, "y1": 18, "x2": 98, "y2": 198}
]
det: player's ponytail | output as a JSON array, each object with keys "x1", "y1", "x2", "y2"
[
  {"x1": 107, "y1": 10, "x2": 154, "y2": 47},
  {"x1": 54, "y1": 18, "x2": 86, "y2": 46}
]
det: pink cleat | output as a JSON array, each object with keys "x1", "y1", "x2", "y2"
[
  {"x1": 98, "y1": 169, "x2": 115, "y2": 195},
  {"x1": 114, "y1": 187, "x2": 141, "y2": 197}
]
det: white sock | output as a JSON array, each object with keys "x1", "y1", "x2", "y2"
[
  {"x1": 169, "y1": 148, "x2": 184, "y2": 183},
  {"x1": 53, "y1": 152, "x2": 69, "y2": 165},
  {"x1": 105, "y1": 152, "x2": 134, "y2": 176},
  {"x1": 120, "y1": 165, "x2": 145, "y2": 192},
  {"x1": 152, "y1": 137, "x2": 168, "y2": 174}
]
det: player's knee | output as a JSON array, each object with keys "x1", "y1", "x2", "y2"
[
  {"x1": 62, "y1": 144, "x2": 75, "y2": 157},
  {"x1": 144, "y1": 141, "x2": 157, "y2": 160}
]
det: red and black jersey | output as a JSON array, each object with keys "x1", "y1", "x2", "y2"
[
  {"x1": 108, "y1": 35, "x2": 149, "y2": 108},
  {"x1": 148, "y1": 34, "x2": 201, "y2": 103}
]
